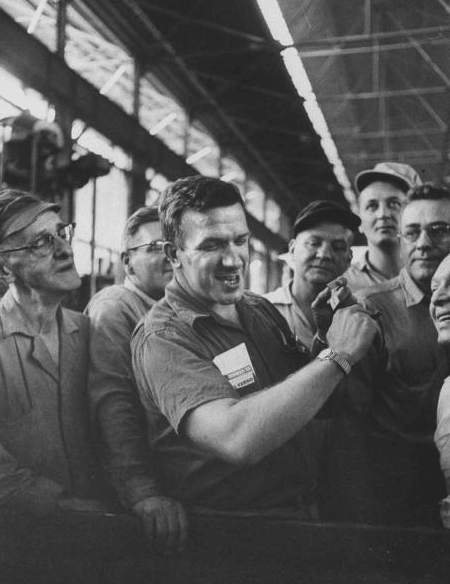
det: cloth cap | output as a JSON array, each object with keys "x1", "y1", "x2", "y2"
[
  {"x1": 0, "y1": 191, "x2": 60, "y2": 242},
  {"x1": 293, "y1": 200, "x2": 360, "y2": 237},
  {"x1": 355, "y1": 162, "x2": 423, "y2": 195}
]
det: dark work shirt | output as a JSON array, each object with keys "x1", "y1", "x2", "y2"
[{"x1": 131, "y1": 278, "x2": 314, "y2": 510}]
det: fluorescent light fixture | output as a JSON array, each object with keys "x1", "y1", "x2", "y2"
[
  {"x1": 100, "y1": 64, "x2": 127, "y2": 96},
  {"x1": 150, "y1": 112, "x2": 178, "y2": 136},
  {"x1": 255, "y1": 0, "x2": 355, "y2": 204},
  {"x1": 27, "y1": 0, "x2": 48, "y2": 34},
  {"x1": 186, "y1": 146, "x2": 212, "y2": 165},
  {"x1": 220, "y1": 171, "x2": 240, "y2": 182}
]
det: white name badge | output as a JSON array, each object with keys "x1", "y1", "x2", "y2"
[{"x1": 213, "y1": 343, "x2": 255, "y2": 390}]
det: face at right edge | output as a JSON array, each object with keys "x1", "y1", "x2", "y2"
[{"x1": 430, "y1": 254, "x2": 450, "y2": 345}]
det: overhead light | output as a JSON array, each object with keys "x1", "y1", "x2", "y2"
[
  {"x1": 186, "y1": 146, "x2": 212, "y2": 165},
  {"x1": 27, "y1": 0, "x2": 48, "y2": 34},
  {"x1": 255, "y1": 0, "x2": 355, "y2": 205},
  {"x1": 220, "y1": 171, "x2": 240, "y2": 182},
  {"x1": 150, "y1": 112, "x2": 178, "y2": 136},
  {"x1": 100, "y1": 64, "x2": 127, "y2": 96}
]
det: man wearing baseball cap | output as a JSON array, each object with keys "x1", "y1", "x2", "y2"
[
  {"x1": 0, "y1": 188, "x2": 108, "y2": 514},
  {"x1": 345, "y1": 162, "x2": 422, "y2": 291},
  {"x1": 265, "y1": 199, "x2": 360, "y2": 350}
]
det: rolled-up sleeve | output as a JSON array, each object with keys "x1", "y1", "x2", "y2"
[{"x1": 132, "y1": 323, "x2": 237, "y2": 433}]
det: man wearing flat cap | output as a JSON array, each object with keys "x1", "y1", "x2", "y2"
[
  {"x1": 131, "y1": 175, "x2": 378, "y2": 515},
  {"x1": 345, "y1": 162, "x2": 422, "y2": 291},
  {"x1": 0, "y1": 188, "x2": 108, "y2": 514},
  {"x1": 265, "y1": 200, "x2": 360, "y2": 350}
]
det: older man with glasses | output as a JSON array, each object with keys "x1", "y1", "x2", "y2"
[
  {"x1": 86, "y1": 206, "x2": 187, "y2": 556},
  {"x1": 0, "y1": 188, "x2": 108, "y2": 514},
  {"x1": 330, "y1": 184, "x2": 450, "y2": 527}
]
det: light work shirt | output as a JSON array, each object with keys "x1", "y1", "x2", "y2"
[
  {"x1": 264, "y1": 281, "x2": 315, "y2": 350},
  {"x1": 0, "y1": 289, "x2": 101, "y2": 511},
  {"x1": 344, "y1": 250, "x2": 389, "y2": 293}
]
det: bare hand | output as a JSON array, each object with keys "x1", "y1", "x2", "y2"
[
  {"x1": 311, "y1": 277, "x2": 357, "y2": 339},
  {"x1": 327, "y1": 303, "x2": 380, "y2": 366},
  {"x1": 132, "y1": 496, "x2": 188, "y2": 555}
]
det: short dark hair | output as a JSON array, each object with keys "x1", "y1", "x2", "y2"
[
  {"x1": 121, "y1": 206, "x2": 159, "y2": 252},
  {"x1": 159, "y1": 175, "x2": 244, "y2": 246},
  {"x1": 406, "y1": 183, "x2": 450, "y2": 204}
]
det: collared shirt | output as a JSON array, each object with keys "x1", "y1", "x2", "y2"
[
  {"x1": 0, "y1": 289, "x2": 101, "y2": 510},
  {"x1": 344, "y1": 250, "x2": 389, "y2": 292},
  {"x1": 264, "y1": 281, "x2": 315, "y2": 350},
  {"x1": 131, "y1": 278, "x2": 313, "y2": 510},
  {"x1": 348, "y1": 268, "x2": 450, "y2": 442},
  {"x1": 86, "y1": 277, "x2": 156, "y2": 508}
]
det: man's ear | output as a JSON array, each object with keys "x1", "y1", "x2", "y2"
[
  {"x1": 121, "y1": 251, "x2": 133, "y2": 275},
  {"x1": 0, "y1": 261, "x2": 15, "y2": 284},
  {"x1": 164, "y1": 241, "x2": 181, "y2": 268},
  {"x1": 288, "y1": 238, "x2": 296, "y2": 255}
]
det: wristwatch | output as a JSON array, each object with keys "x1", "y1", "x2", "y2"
[{"x1": 317, "y1": 348, "x2": 351, "y2": 375}]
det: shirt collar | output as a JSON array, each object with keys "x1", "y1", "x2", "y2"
[
  {"x1": 124, "y1": 276, "x2": 155, "y2": 303},
  {"x1": 165, "y1": 278, "x2": 213, "y2": 327},
  {"x1": 0, "y1": 288, "x2": 78, "y2": 337},
  {"x1": 398, "y1": 267, "x2": 427, "y2": 307},
  {"x1": 353, "y1": 249, "x2": 372, "y2": 273},
  {"x1": 266, "y1": 281, "x2": 294, "y2": 306},
  {"x1": 165, "y1": 277, "x2": 254, "y2": 329}
]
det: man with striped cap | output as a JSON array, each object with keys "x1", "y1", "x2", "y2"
[{"x1": 0, "y1": 188, "x2": 107, "y2": 514}]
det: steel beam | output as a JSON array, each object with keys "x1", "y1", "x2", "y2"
[{"x1": 318, "y1": 86, "x2": 446, "y2": 101}]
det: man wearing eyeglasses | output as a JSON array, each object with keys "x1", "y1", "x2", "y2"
[
  {"x1": 86, "y1": 206, "x2": 187, "y2": 556},
  {"x1": 0, "y1": 188, "x2": 107, "y2": 514},
  {"x1": 331, "y1": 184, "x2": 450, "y2": 527}
]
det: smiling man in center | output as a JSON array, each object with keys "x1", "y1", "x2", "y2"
[{"x1": 131, "y1": 175, "x2": 377, "y2": 514}]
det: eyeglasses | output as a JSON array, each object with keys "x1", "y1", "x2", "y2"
[
  {"x1": 398, "y1": 223, "x2": 450, "y2": 245},
  {"x1": 127, "y1": 239, "x2": 164, "y2": 253},
  {"x1": 0, "y1": 223, "x2": 75, "y2": 256}
]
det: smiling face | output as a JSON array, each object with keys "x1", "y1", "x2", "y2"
[
  {"x1": 290, "y1": 222, "x2": 353, "y2": 294},
  {"x1": 358, "y1": 181, "x2": 407, "y2": 247},
  {"x1": 168, "y1": 203, "x2": 249, "y2": 312},
  {"x1": 123, "y1": 220, "x2": 172, "y2": 300},
  {"x1": 400, "y1": 199, "x2": 450, "y2": 291},
  {"x1": 0, "y1": 210, "x2": 81, "y2": 297},
  {"x1": 430, "y1": 254, "x2": 450, "y2": 344}
]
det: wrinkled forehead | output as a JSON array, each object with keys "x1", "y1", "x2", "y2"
[
  {"x1": 359, "y1": 181, "x2": 407, "y2": 204},
  {"x1": 11, "y1": 210, "x2": 62, "y2": 243},
  {"x1": 180, "y1": 203, "x2": 248, "y2": 240},
  {"x1": 0, "y1": 199, "x2": 60, "y2": 242},
  {"x1": 401, "y1": 198, "x2": 450, "y2": 228},
  {"x1": 295, "y1": 222, "x2": 352, "y2": 241},
  {"x1": 131, "y1": 220, "x2": 162, "y2": 244}
]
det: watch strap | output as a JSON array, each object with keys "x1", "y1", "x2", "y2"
[{"x1": 317, "y1": 348, "x2": 351, "y2": 375}]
